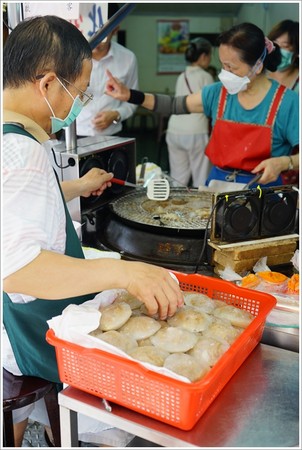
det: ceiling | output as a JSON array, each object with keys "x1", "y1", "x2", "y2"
[{"x1": 127, "y1": 2, "x2": 243, "y2": 17}]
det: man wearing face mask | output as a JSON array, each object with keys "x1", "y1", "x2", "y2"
[
  {"x1": 3, "y1": 15, "x2": 183, "y2": 447},
  {"x1": 105, "y1": 22, "x2": 299, "y2": 187},
  {"x1": 76, "y1": 3, "x2": 138, "y2": 138}
]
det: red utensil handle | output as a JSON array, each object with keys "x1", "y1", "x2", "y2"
[
  {"x1": 111, "y1": 177, "x2": 125, "y2": 186},
  {"x1": 111, "y1": 177, "x2": 137, "y2": 188}
]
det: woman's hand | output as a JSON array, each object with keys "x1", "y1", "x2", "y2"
[
  {"x1": 104, "y1": 69, "x2": 131, "y2": 101},
  {"x1": 251, "y1": 156, "x2": 293, "y2": 184}
]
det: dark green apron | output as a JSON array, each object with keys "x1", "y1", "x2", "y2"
[{"x1": 3, "y1": 124, "x2": 94, "y2": 383}]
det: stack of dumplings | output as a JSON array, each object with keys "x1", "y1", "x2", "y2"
[{"x1": 89, "y1": 289, "x2": 255, "y2": 382}]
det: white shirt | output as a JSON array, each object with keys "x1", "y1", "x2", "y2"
[
  {"x1": 3, "y1": 132, "x2": 66, "y2": 283},
  {"x1": 76, "y1": 41, "x2": 139, "y2": 136},
  {"x1": 167, "y1": 66, "x2": 214, "y2": 135},
  {"x1": 3, "y1": 112, "x2": 66, "y2": 373}
]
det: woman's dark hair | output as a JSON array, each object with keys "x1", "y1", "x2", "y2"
[
  {"x1": 217, "y1": 22, "x2": 281, "y2": 72},
  {"x1": 185, "y1": 37, "x2": 212, "y2": 63},
  {"x1": 3, "y1": 15, "x2": 92, "y2": 89},
  {"x1": 268, "y1": 20, "x2": 299, "y2": 69}
]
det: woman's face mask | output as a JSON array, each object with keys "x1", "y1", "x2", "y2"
[
  {"x1": 218, "y1": 69, "x2": 251, "y2": 95},
  {"x1": 218, "y1": 49, "x2": 265, "y2": 95},
  {"x1": 44, "y1": 77, "x2": 86, "y2": 134},
  {"x1": 277, "y1": 48, "x2": 294, "y2": 71}
]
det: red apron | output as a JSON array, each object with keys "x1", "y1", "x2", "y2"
[{"x1": 205, "y1": 85, "x2": 286, "y2": 172}]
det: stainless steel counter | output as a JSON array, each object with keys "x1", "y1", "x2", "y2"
[
  {"x1": 262, "y1": 324, "x2": 299, "y2": 352},
  {"x1": 58, "y1": 343, "x2": 299, "y2": 447}
]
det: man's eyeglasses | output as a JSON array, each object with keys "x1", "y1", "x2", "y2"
[
  {"x1": 59, "y1": 76, "x2": 93, "y2": 106},
  {"x1": 36, "y1": 74, "x2": 93, "y2": 106}
]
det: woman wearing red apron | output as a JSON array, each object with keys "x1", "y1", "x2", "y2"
[
  {"x1": 106, "y1": 23, "x2": 299, "y2": 188},
  {"x1": 203, "y1": 83, "x2": 288, "y2": 187}
]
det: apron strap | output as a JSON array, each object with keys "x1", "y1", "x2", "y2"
[
  {"x1": 3, "y1": 123, "x2": 39, "y2": 142},
  {"x1": 217, "y1": 87, "x2": 228, "y2": 119},
  {"x1": 265, "y1": 84, "x2": 286, "y2": 126},
  {"x1": 52, "y1": 169, "x2": 85, "y2": 257}
]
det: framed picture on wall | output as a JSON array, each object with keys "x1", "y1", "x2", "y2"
[{"x1": 157, "y1": 19, "x2": 190, "y2": 74}]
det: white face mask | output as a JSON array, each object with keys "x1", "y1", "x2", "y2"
[
  {"x1": 218, "y1": 69, "x2": 250, "y2": 95},
  {"x1": 218, "y1": 49, "x2": 265, "y2": 95}
]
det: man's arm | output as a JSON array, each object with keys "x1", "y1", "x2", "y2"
[{"x1": 61, "y1": 168, "x2": 113, "y2": 202}]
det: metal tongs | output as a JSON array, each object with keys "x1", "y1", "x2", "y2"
[{"x1": 243, "y1": 173, "x2": 262, "y2": 190}]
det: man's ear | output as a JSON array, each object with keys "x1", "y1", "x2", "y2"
[{"x1": 36, "y1": 72, "x2": 57, "y2": 97}]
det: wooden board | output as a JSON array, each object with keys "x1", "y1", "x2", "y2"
[
  {"x1": 212, "y1": 244, "x2": 297, "y2": 262},
  {"x1": 211, "y1": 242, "x2": 297, "y2": 261},
  {"x1": 213, "y1": 252, "x2": 295, "y2": 273},
  {"x1": 209, "y1": 234, "x2": 299, "y2": 249},
  {"x1": 209, "y1": 235, "x2": 298, "y2": 273}
]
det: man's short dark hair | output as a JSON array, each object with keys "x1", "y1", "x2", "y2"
[{"x1": 3, "y1": 15, "x2": 92, "y2": 89}]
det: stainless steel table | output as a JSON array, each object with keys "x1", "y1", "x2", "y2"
[
  {"x1": 262, "y1": 324, "x2": 299, "y2": 352},
  {"x1": 58, "y1": 344, "x2": 299, "y2": 447}
]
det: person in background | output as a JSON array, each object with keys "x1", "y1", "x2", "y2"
[
  {"x1": 267, "y1": 19, "x2": 299, "y2": 186},
  {"x1": 105, "y1": 22, "x2": 299, "y2": 187},
  {"x1": 166, "y1": 37, "x2": 214, "y2": 187},
  {"x1": 206, "y1": 65, "x2": 219, "y2": 81},
  {"x1": 76, "y1": 3, "x2": 138, "y2": 138},
  {"x1": 3, "y1": 15, "x2": 183, "y2": 447},
  {"x1": 267, "y1": 19, "x2": 299, "y2": 93}
]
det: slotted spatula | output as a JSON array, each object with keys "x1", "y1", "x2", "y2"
[
  {"x1": 146, "y1": 178, "x2": 170, "y2": 201},
  {"x1": 111, "y1": 177, "x2": 170, "y2": 201}
]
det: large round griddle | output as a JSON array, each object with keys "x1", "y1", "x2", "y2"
[{"x1": 108, "y1": 188, "x2": 213, "y2": 236}]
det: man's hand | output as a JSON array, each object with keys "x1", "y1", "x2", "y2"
[
  {"x1": 61, "y1": 169, "x2": 113, "y2": 202},
  {"x1": 80, "y1": 168, "x2": 114, "y2": 198},
  {"x1": 121, "y1": 262, "x2": 184, "y2": 320},
  {"x1": 92, "y1": 110, "x2": 120, "y2": 130}
]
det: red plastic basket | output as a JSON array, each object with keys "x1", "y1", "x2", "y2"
[{"x1": 46, "y1": 271, "x2": 276, "y2": 430}]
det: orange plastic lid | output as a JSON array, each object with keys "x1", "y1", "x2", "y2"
[
  {"x1": 287, "y1": 273, "x2": 299, "y2": 294},
  {"x1": 241, "y1": 273, "x2": 260, "y2": 288},
  {"x1": 257, "y1": 271, "x2": 287, "y2": 284}
]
